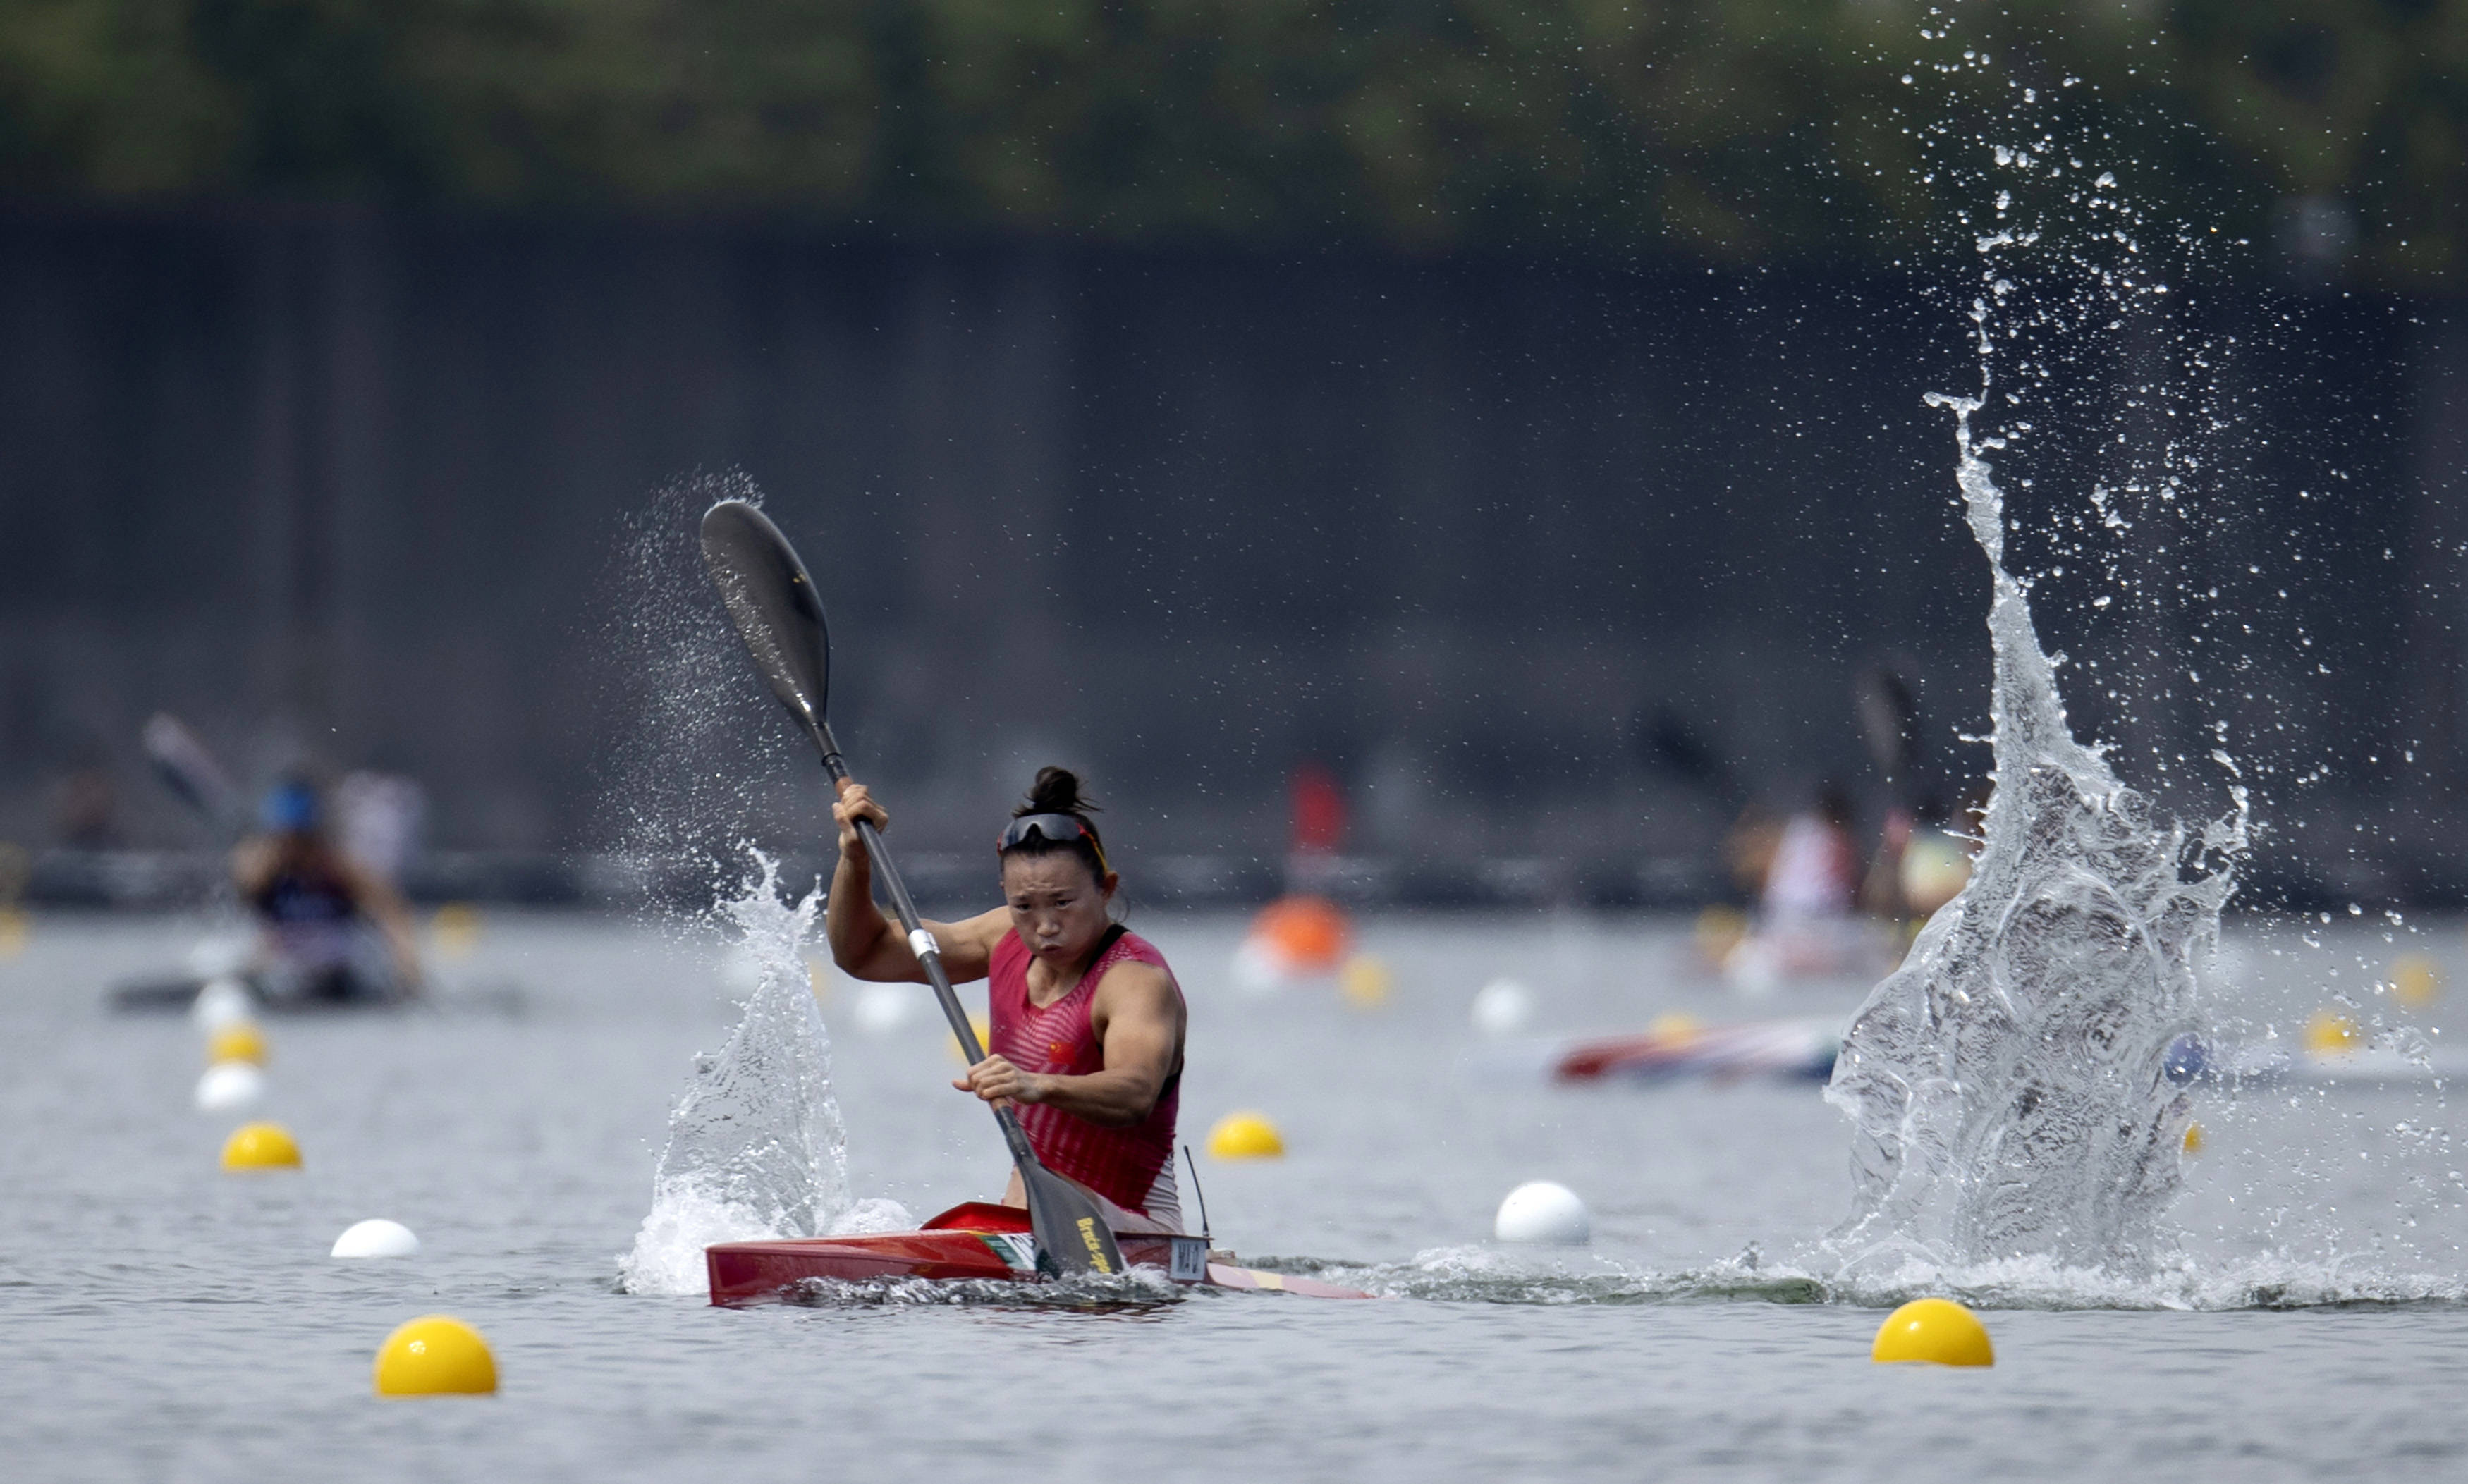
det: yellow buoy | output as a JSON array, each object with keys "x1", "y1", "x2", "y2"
[
  {"x1": 1338, "y1": 955, "x2": 1391, "y2": 1010},
  {"x1": 1206, "y1": 1110, "x2": 1285, "y2": 1160},
  {"x1": 2304, "y1": 1008, "x2": 2361, "y2": 1056},
  {"x1": 220, "y1": 1121, "x2": 302, "y2": 1171},
  {"x1": 2393, "y1": 954, "x2": 2440, "y2": 1011},
  {"x1": 1872, "y1": 1297, "x2": 1993, "y2": 1366},
  {"x1": 2182, "y1": 1122, "x2": 2205, "y2": 1155},
  {"x1": 374, "y1": 1316, "x2": 497, "y2": 1396},
  {"x1": 207, "y1": 1021, "x2": 268, "y2": 1067},
  {"x1": 431, "y1": 902, "x2": 482, "y2": 957},
  {"x1": 1647, "y1": 1011, "x2": 1706, "y2": 1043}
]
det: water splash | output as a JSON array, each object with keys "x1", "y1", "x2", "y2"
[
  {"x1": 1288, "y1": 1246, "x2": 2468, "y2": 1312},
  {"x1": 593, "y1": 472, "x2": 826, "y2": 903},
  {"x1": 619, "y1": 853, "x2": 852, "y2": 1295},
  {"x1": 1821, "y1": 384, "x2": 2247, "y2": 1276}
]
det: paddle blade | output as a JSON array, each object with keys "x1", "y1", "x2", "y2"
[
  {"x1": 1018, "y1": 1163, "x2": 1128, "y2": 1279},
  {"x1": 699, "y1": 501, "x2": 832, "y2": 744}
]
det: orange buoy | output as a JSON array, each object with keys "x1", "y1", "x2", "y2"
[{"x1": 1250, "y1": 896, "x2": 1350, "y2": 974}]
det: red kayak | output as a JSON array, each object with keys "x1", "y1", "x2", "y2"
[{"x1": 708, "y1": 1201, "x2": 1372, "y2": 1305}]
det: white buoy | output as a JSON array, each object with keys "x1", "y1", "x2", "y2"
[
  {"x1": 190, "y1": 976, "x2": 255, "y2": 1031},
  {"x1": 1470, "y1": 979, "x2": 1534, "y2": 1036},
  {"x1": 331, "y1": 1219, "x2": 422, "y2": 1258},
  {"x1": 852, "y1": 981, "x2": 912, "y2": 1036},
  {"x1": 185, "y1": 933, "x2": 254, "y2": 980},
  {"x1": 1494, "y1": 1180, "x2": 1591, "y2": 1244},
  {"x1": 1230, "y1": 940, "x2": 1288, "y2": 996},
  {"x1": 193, "y1": 1060, "x2": 266, "y2": 1112}
]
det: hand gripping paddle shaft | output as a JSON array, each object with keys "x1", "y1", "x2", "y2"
[{"x1": 698, "y1": 499, "x2": 1124, "y2": 1280}]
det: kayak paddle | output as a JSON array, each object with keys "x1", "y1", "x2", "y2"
[
  {"x1": 697, "y1": 498, "x2": 1127, "y2": 1280},
  {"x1": 1853, "y1": 658, "x2": 1924, "y2": 917},
  {"x1": 1852, "y1": 659, "x2": 1921, "y2": 801},
  {"x1": 143, "y1": 713, "x2": 245, "y2": 840}
]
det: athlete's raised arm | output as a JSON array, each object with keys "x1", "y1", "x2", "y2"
[{"x1": 824, "y1": 781, "x2": 1007, "y2": 982}]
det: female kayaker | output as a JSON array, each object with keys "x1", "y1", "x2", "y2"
[{"x1": 826, "y1": 766, "x2": 1189, "y2": 1230}]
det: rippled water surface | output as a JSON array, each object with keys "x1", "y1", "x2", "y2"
[{"x1": 8, "y1": 908, "x2": 2468, "y2": 1481}]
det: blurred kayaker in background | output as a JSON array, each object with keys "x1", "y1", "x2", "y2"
[
  {"x1": 1724, "y1": 779, "x2": 1887, "y2": 992},
  {"x1": 232, "y1": 778, "x2": 423, "y2": 1004},
  {"x1": 1761, "y1": 780, "x2": 1861, "y2": 922},
  {"x1": 333, "y1": 768, "x2": 427, "y2": 888},
  {"x1": 827, "y1": 766, "x2": 1190, "y2": 1229}
]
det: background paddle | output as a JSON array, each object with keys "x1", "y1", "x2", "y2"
[
  {"x1": 1852, "y1": 658, "x2": 1922, "y2": 803},
  {"x1": 143, "y1": 712, "x2": 245, "y2": 840},
  {"x1": 698, "y1": 498, "x2": 1127, "y2": 1280},
  {"x1": 102, "y1": 715, "x2": 249, "y2": 1012},
  {"x1": 1852, "y1": 657, "x2": 1924, "y2": 919}
]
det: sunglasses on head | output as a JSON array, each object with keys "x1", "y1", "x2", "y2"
[{"x1": 998, "y1": 814, "x2": 1111, "y2": 875}]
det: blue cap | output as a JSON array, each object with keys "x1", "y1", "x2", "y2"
[{"x1": 259, "y1": 781, "x2": 319, "y2": 833}]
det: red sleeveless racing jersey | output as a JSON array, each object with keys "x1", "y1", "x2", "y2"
[{"x1": 988, "y1": 926, "x2": 1183, "y2": 1218}]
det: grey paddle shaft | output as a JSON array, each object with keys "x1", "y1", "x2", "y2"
[{"x1": 819, "y1": 740, "x2": 1041, "y2": 1173}]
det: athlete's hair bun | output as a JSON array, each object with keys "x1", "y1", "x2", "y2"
[
  {"x1": 1003, "y1": 766, "x2": 1111, "y2": 888},
  {"x1": 1019, "y1": 766, "x2": 1100, "y2": 819}
]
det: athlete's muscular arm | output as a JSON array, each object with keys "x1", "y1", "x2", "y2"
[
  {"x1": 825, "y1": 781, "x2": 1005, "y2": 983},
  {"x1": 955, "y1": 962, "x2": 1183, "y2": 1127}
]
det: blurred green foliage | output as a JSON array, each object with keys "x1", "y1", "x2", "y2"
[{"x1": 0, "y1": 1, "x2": 2459, "y2": 283}]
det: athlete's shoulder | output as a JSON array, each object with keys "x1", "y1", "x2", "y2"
[
  {"x1": 1096, "y1": 933, "x2": 1180, "y2": 1004},
  {"x1": 1112, "y1": 927, "x2": 1172, "y2": 969}
]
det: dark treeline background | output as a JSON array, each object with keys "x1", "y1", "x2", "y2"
[
  {"x1": 1, "y1": 3, "x2": 2464, "y2": 904},
  {"x1": 0, "y1": 3, "x2": 2459, "y2": 281}
]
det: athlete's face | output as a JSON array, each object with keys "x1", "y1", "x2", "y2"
[{"x1": 1001, "y1": 853, "x2": 1118, "y2": 968}]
